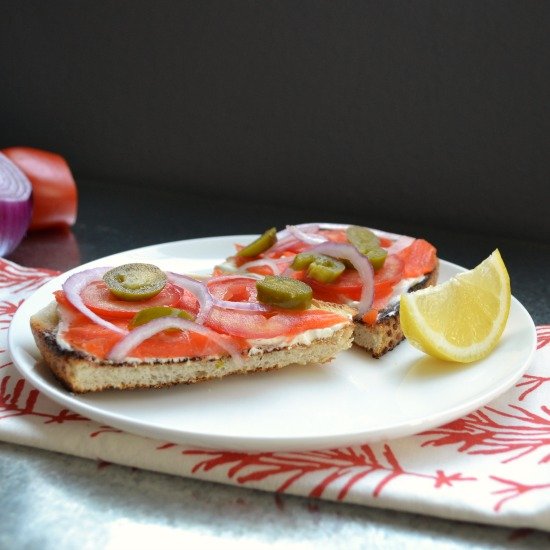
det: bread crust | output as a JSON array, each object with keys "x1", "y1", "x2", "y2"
[
  {"x1": 353, "y1": 261, "x2": 439, "y2": 358},
  {"x1": 30, "y1": 300, "x2": 354, "y2": 393}
]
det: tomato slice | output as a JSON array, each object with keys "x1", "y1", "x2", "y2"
[
  {"x1": 81, "y1": 281, "x2": 182, "y2": 318},
  {"x1": 373, "y1": 254, "x2": 404, "y2": 295},
  {"x1": 303, "y1": 255, "x2": 404, "y2": 303},
  {"x1": 319, "y1": 229, "x2": 348, "y2": 243},
  {"x1": 205, "y1": 276, "x2": 348, "y2": 339},
  {"x1": 2, "y1": 147, "x2": 78, "y2": 230},
  {"x1": 305, "y1": 269, "x2": 363, "y2": 301},
  {"x1": 266, "y1": 241, "x2": 310, "y2": 259},
  {"x1": 176, "y1": 288, "x2": 200, "y2": 315},
  {"x1": 207, "y1": 277, "x2": 259, "y2": 302},
  {"x1": 246, "y1": 265, "x2": 275, "y2": 276}
]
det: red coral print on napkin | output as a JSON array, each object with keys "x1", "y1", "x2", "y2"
[
  {"x1": 420, "y1": 325, "x2": 550, "y2": 464},
  {"x1": 535, "y1": 325, "x2": 550, "y2": 350},
  {"x1": 183, "y1": 444, "x2": 475, "y2": 500},
  {"x1": 0, "y1": 299, "x2": 24, "y2": 330},
  {"x1": 512, "y1": 325, "x2": 549, "y2": 400},
  {"x1": 0, "y1": 349, "x2": 12, "y2": 370},
  {"x1": 0, "y1": 375, "x2": 87, "y2": 424},
  {"x1": 420, "y1": 405, "x2": 550, "y2": 464},
  {"x1": 490, "y1": 476, "x2": 550, "y2": 512},
  {"x1": 0, "y1": 259, "x2": 57, "y2": 293},
  {"x1": 516, "y1": 374, "x2": 550, "y2": 401},
  {"x1": 90, "y1": 426, "x2": 122, "y2": 438}
]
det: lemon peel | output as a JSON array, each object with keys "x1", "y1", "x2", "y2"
[{"x1": 400, "y1": 250, "x2": 511, "y2": 363}]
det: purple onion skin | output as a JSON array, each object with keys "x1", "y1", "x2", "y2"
[{"x1": 0, "y1": 194, "x2": 33, "y2": 256}]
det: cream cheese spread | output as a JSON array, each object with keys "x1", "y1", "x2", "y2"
[{"x1": 247, "y1": 322, "x2": 349, "y2": 356}]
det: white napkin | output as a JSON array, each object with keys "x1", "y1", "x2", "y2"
[{"x1": 1, "y1": 258, "x2": 548, "y2": 531}]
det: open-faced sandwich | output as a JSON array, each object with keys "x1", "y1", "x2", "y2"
[
  {"x1": 30, "y1": 263, "x2": 354, "y2": 393},
  {"x1": 215, "y1": 223, "x2": 439, "y2": 358}
]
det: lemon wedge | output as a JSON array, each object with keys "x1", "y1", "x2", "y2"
[{"x1": 400, "y1": 249, "x2": 511, "y2": 363}]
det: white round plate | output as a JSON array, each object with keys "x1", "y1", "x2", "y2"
[{"x1": 9, "y1": 235, "x2": 537, "y2": 452}]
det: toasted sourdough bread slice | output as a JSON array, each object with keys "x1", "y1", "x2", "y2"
[
  {"x1": 353, "y1": 261, "x2": 439, "y2": 358},
  {"x1": 30, "y1": 300, "x2": 354, "y2": 394}
]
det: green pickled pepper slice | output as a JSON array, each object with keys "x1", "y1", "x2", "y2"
[
  {"x1": 256, "y1": 276, "x2": 312, "y2": 310},
  {"x1": 291, "y1": 252, "x2": 345, "y2": 282},
  {"x1": 366, "y1": 247, "x2": 388, "y2": 271},
  {"x1": 103, "y1": 263, "x2": 167, "y2": 301},
  {"x1": 346, "y1": 225, "x2": 387, "y2": 270},
  {"x1": 306, "y1": 256, "x2": 345, "y2": 283},
  {"x1": 346, "y1": 226, "x2": 380, "y2": 254},
  {"x1": 237, "y1": 227, "x2": 277, "y2": 258},
  {"x1": 129, "y1": 306, "x2": 195, "y2": 328},
  {"x1": 291, "y1": 252, "x2": 319, "y2": 270}
]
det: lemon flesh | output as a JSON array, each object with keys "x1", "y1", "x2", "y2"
[{"x1": 400, "y1": 250, "x2": 511, "y2": 363}]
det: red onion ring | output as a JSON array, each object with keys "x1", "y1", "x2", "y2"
[
  {"x1": 265, "y1": 224, "x2": 323, "y2": 255},
  {"x1": 317, "y1": 223, "x2": 351, "y2": 230},
  {"x1": 285, "y1": 222, "x2": 352, "y2": 235},
  {"x1": 107, "y1": 316, "x2": 243, "y2": 364},
  {"x1": 206, "y1": 275, "x2": 270, "y2": 312},
  {"x1": 308, "y1": 242, "x2": 374, "y2": 316},
  {"x1": 167, "y1": 272, "x2": 213, "y2": 324},
  {"x1": 168, "y1": 273, "x2": 270, "y2": 316},
  {"x1": 0, "y1": 153, "x2": 33, "y2": 256},
  {"x1": 212, "y1": 300, "x2": 270, "y2": 312},
  {"x1": 171, "y1": 272, "x2": 271, "y2": 315},
  {"x1": 275, "y1": 223, "x2": 320, "y2": 241},
  {"x1": 236, "y1": 258, "x2": 282, "y2": 275},
  {"x1": 286, "y1": 225, "x2": 327, "y2": 245},
  {"x1": 369, "y1": 227, "x2": 412, "y2": 243},
  {"x1": 386, "y1": 235, "x2": 415, "y2": 254},
  {"x1": 62, "y1": 267, "x2": 128, "y2": 335},
  {"x1": 271, "y1": 223, "x2": 351, "y2": 254},
  {"x1": 264, "y1": 235, "x2": 301, "y2": 255}
]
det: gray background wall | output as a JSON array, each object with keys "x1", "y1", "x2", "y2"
[{"x1": 1, "y1": 1, "x2": 549, "y2": 241}]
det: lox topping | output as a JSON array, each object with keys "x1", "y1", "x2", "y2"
[
  {"x1": 217, "y1": 224, "x2": 437, "y2": 325},
  {"x1": 55, "y1": 267, "x2": 350, "y2": 363}
]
